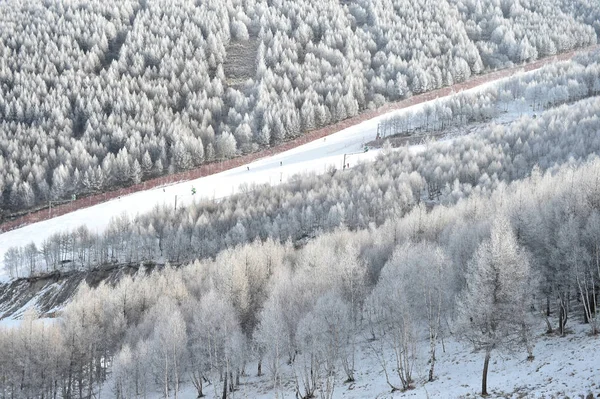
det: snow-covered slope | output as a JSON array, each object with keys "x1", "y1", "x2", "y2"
[
  {"x1": 111, "y1": 321, "x2": 599, "y2": 399},
  {"x1": 0, "y1": 104, "x2": 429, "y2": 277},
  {"x1": 0, "y1": 68, "x2": 547, "y2": 278},
  {"x1": 0, "y1": 114, "x2": 377, "y2": 278}
]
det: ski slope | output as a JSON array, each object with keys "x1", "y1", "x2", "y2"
[
  {"x1": 0, "y1": 107, "x2": 395, "y2": 278},
  {"x1": 0, "y1": 70, "x2": 539, "y2": 278}
]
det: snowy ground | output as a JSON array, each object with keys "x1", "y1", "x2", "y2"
[
  {"x1": 0, "y1": 71, "x2": 541, "y2": 279},
  {"x1": 0, "y1": 317, "x2": 55, "y2": 329},
  {"x1": 103, "y1": 318, "x2": 599, "y2": 399}
]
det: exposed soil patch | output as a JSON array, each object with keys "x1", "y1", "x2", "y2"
[
  {"x1": 0, "y1": 262, "x2": 162, "y2": 319},
  {"x1": 224, "y1": 38, "x2": 260, "y2": 90}
]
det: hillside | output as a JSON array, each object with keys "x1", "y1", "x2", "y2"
[
  {"x1": 3, "y1": 48, "x2": 600, "y2": 279},
  {"x1": 159, "y1": 322, "x2": 600, "y2": 399},
  {"x1": 2, "y1": 152, "x2": 599, "y2": 398},
  {"x1": 1, "y1": 0, "x2": 599, "y2": 220},
  {"x1": 1, "y1": 47, "x2": 600, "y2": 397},
  {"x1": 2, "y1": 2, "x2": 600, "y2": 399}
]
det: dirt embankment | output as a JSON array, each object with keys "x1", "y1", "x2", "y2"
[{"x1": 0, "y1": 263, "x2": 162, "y2": 319}]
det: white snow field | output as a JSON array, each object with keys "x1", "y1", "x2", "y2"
[{"x1": 0, "y1": 68, "x2": 549, "y2": 277}]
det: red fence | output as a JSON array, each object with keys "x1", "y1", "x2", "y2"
[{"x1": 1, "y1": 44, "x2": 597, "y2": 234}]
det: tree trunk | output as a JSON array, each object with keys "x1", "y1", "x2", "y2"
[
  {"x1": 482, "y1": 350, "x2": 491, "y2": 396},
  {"x1": 88, "y1": 353, "x2": 94, "y2": 399},
  {"x1": 428, "y1": 341, "x2": 436, "y2": 382},
  {"x1": 583, "y1": 292, "x2": 596, "y2": 324},
  {"x1": 164, "y1": 354, "x2": 169, "y2": 399},
  {"x1": 221, "y1": 373, "x2": 227, "y2": 399},
  {"x1": 542, "y1": 312, "x2": 553, "y2": 334},
  {"x1": 78, "y1": 364, "x2": 83, "y2": 399},
  {"x1": 558, "y1": 295, "x2": 568, "y2": 336},
  {"x1": 584, "y1": 293, "x2": 590, "y2": 324}
]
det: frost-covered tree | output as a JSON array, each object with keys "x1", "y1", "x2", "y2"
[
  {"x1": 456, "y1": 217, "x2": 535, "y2": 396},
  {"x1": 390, "y1": 242, "x2": 453, "y2": 382}
]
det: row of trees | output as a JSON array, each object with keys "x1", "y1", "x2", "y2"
[
  {"x1": 2, "y1": 154, "x2": 599, "y2": 397},
  {"x1": 1, "y1": 0, "x2": 598, "y2": 215},
  {"x1": 6, "y1": 82, "x2": 600, "y2": 278},
  {"x1": 377, "y1": 52, "x2": 600, "y2": 138},
  {"x1": 451, "y1": 0, "x2": 597, "y2": 67}
]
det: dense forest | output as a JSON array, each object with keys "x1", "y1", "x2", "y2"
[{"x1": 1, "y1": 0, "x2": 599, "y2": 216}]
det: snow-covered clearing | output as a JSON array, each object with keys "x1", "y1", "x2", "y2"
[{"x1": 0, "y1": 69, "x2": 546, "y2": 278}]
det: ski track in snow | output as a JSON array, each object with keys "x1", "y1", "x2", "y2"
[{"x1": 0, "y1": 69, "x2": 556, "y2": 279}]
